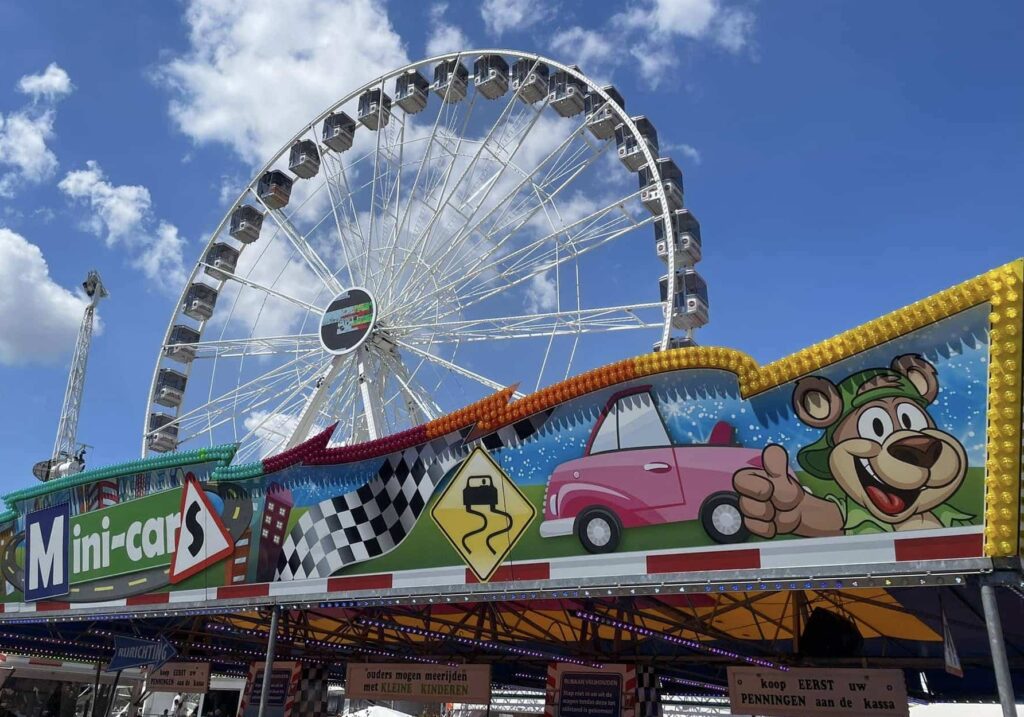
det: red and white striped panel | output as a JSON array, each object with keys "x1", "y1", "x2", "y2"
[{"x1": 0, "y1": 527, "x2": 984, "y2": 615}]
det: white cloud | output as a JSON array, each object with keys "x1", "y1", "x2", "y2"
[
  {"x1": 616, "y1": 0, "x2": 754, "y2": 52},
  {"x1": 0, "y1": 111, "x2": 58, "y2": 194},
  {"x1": 554, "y1": 0, "x2": 755, "y2": 90},
  {"x1": 243, "y1": 409, "x2": 303, "y2": 458},
  {"x1": 617, "y1": 0, "x2": 717, "y2": 37},
  {"x1": 550, "y1": 27, "x2": 615, "y2": 70},
  {"x1": 59, "y1": 161, "x2": 152, "y2": 243},
  {"x1": 426, "y1": 3, "x2": 469, "y2": 57},
  {"x1": 678, "y1": 143, "x2": 702, "y2": 164},
  {"x1": 0, "y1": 227, "x2": 89, "y2": 365},
  {"x1": 0, "y1": 63, "x2": 73, "y2": 195},
  {"x1": 713, "y1": 6, "x2": 756, "y2": 52},
  {"x1": 136, "y1": 222, "x2": 189, "y2": 290},
  {"x1": 480, "y1": 0, "x2": 546, "y2": 36},
  {"x1": 525, "y1": 271, "x2": 557, "y2": 313},
  {"x1": 158, "y1": 0, "x2": 409, "y2": 163},
  {"x1": 17, "y1": 63, "x2": 74, "y2": 101},
  {"x1": 663, "y1": 141, "x2": 702, "y2": 165},
  {"x1": 58, "y1": 161, "x2": 188, "y2": 291}
]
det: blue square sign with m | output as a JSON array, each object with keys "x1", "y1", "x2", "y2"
[{"x1": 24, "y1": 503, "x2": 70, "y2": 601}]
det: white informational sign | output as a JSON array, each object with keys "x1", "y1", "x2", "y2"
[
  {"x1": 148, "y1": 661, "x2": 211, "y2": 693},
  {"x1": 345, "y1": 664, "x2": 491, "y2": 704},
  {"x1": 550, "y1": 663, "x2": 634, "y2": 717},
  {"x1": 727, "y1": 666, "x2": 909, "y2": 717}
]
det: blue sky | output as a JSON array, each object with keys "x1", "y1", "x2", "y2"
[{"x1": 0, "y1": 0, "x2": 1021, "y2": 487}]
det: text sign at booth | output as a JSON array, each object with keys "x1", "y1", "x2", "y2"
[
  {"x1": 559, "y1": 672, "x2": 623, "y2": 717},
  {"x1": 345, "y1": 663, "x2": 491, "y2": 703},
  {"x1": 148, "y1": 662, "x2": 211, "y2": 693},
  {"x1": 727, "y1": 666, "x2": 909, "y2": 717}
]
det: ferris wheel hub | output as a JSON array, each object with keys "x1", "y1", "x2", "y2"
[{"x1": 318, "y1": 287, "x2": 378, "y2": 355}]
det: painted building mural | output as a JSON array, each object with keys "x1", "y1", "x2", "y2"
[{"x1": 0, "y1": 261, "x2": 1019, "y2": 612}]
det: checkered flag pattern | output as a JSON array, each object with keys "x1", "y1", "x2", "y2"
[
  {"x1": 292, "y1": 665, "x2": 329, "y2": 717},
  {"x1": 635, "y1": 665, "x2": 661, "y2": 717},
  {"x1": 276, "y1": 414, "x2": 551, "y2": 581}
]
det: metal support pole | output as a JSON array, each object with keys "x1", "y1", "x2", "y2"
[
  {"x1": 105, "y1": 670, "x2": 122, "y2": 717},
  {"x1": 257, "y1": 607, "x2": 280, "y2": 717},
  {"x1": 90, "y1": 662, "x2": 102, "y2": 717},
  {"x1": 981, "y1": 583, "x2": 1016, "y2": 717}
]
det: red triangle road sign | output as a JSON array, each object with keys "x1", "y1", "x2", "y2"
[{"x1": 170, "y1": 477, "x2": 234, "y2": 584}]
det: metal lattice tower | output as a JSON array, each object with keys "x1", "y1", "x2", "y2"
[{"x1": 34, "y1": 271, "x2": 108, "y2": 481}]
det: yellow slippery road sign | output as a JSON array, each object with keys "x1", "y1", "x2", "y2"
[{"x1": 431, "y1": 447, "x2": 536, "y2": 582}]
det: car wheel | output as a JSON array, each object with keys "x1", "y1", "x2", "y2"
[
  {"x1": 700, "y1": 491, "x2": 750, "y2": 544},
  {"x1": 576, "y1": 507, "x2": 622, "y2": 554}
]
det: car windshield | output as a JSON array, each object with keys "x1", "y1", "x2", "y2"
[
  {"x1": 589, "y1": 392, "x2": 671, "y2": 453},
  {"x1": 617, "y1": 392, "x2": 670, "y2": 448}
]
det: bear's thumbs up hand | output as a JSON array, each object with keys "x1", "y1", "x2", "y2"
[{"x1": 732, "y1": 444, "x2": 806, "y2": 538}]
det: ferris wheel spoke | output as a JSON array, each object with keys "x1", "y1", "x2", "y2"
[
  {"x1": 392, "y1": 192, "x2": 647, "y2": 326},
  {"x1": 391, "y1": 303, "x2": 664, "y2": 344},
  {"x1": 175, "y1": 360, "x2": 327, "y2": 451},
  {"x1": 457, "y1": 197, "x2": 645, "y2": 301},
  {"x1": 322, "y1": 150, "x2": 371, "y2": 282},
  {"x1": 396, "y1": 122, "x2": 588, "y2": 312},
  {"x1": 162, "y1": 350, "x2": 326, "y2": 436},
  {"x1": 482, "y1": 198, "x2": 641, "y2": 284},
  {"x1": 206, "y1": 265, "x2": 322, "y2": 314},
  {"x1": 382, "y1": 97, "x2": 455, "y2": 297},
  {"x1": 251, "y1": 186, "x2": 341, "y2": 292},
  {"x1": 173, "y1": 333, "x2": 321, "y2": 359},
  {"x1": 381, "y1": 92, "x2": 482, "y2": 305},
  {"x1": 385, "y1": 71, "x2": 547, "y2": 305},
  {"x1": 236, "y1": 353, "x2": 341, "y2": 455},
  {"x1": 233, "y1": 394, "x2": 310, "y2": 462},
  {"x1": 396, "y1": 99, "x2": 554, "y2": 304},
  {"x1": 374, "y1": 345, "x2": 441, "y2": 422},
  {"x1": 374, "y1": 90, "x2": 467, "y2": 299},
  {"x1": 393, "y1": 338, "x2": 523, "y2": 398}
]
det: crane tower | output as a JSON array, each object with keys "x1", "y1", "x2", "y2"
[{"x1": 32, "y1": 271, "x2": 108, "y2": 482}]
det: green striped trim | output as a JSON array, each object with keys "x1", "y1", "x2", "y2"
[
  {"x1": 210, "y1": 461, "x2": 265, "y2": 481},
  {"x1": 3, "y1": 444, "x2": 238, "y2": 505}
]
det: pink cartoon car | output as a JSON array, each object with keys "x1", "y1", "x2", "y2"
[{"x1": 539, "y1": 387, "x2": 762, "y2": 553}]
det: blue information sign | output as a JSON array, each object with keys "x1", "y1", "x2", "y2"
[
  {"x1": 24, "y1": 503, "x2": 70, "y2": 602},
  {"x1": 106, "y1": 635, "x2": 177, "y2": 672}
]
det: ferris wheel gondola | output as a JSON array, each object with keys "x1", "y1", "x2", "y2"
[{"x1": 143, "y1": 50, "x2": 709, "y2": 461}]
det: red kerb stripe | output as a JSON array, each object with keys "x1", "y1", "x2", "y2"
[
  {"x1": 327, "y1": 574, "x2": 394, "y2": 592},
  {"x1": 35, "y1": 601, "x2": 70, "y2": 612},
  {"x1": 647, "y1": 548, "x2": 761, "y2": 574},
  {"x1": 218, "y1": 583, "x2": 270, "y2": 599},
  {"x1": 894, "y1": 532, "x2": 983, "y2": 561},
  {"x1": 466, "y1": 562, "x2": 550, "y2": 584},
  {"x1": 127, "y1": 593, "x2": 170, "y2": 606}
]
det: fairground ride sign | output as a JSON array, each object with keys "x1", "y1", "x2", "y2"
[
  {"x1": 727, "y1": 666, "x2": 909, "y2": 717},
  {"x1": 0, "y1": 260, "x2": 1019, "y2": 618},
  {"x1": 345, "y1": 664, "x2": 491, "y2": 703}
]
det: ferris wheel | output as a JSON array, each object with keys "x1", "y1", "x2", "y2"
[{"x1": 142, "y1": 50, "x2": 709, "y2": 462}]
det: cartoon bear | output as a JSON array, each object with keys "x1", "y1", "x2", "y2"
[{"x1": 732, "y1": 354, "x2": 974, "y2": 537}]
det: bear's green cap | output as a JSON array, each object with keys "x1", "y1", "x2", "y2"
[{"x1": 796, "y1": 368, "x2": 928, "y2": 480}]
